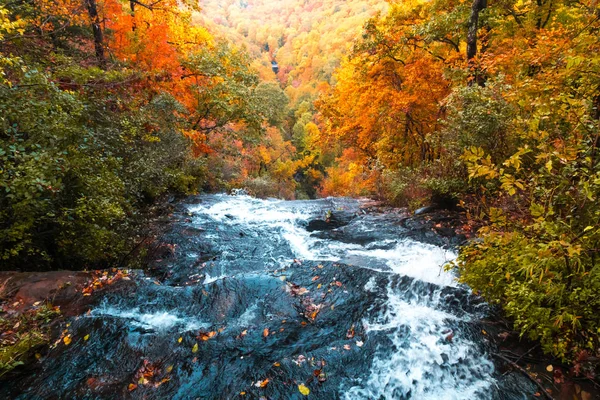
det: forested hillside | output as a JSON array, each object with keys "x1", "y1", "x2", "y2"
[{"x1": 193, "y1": 0, "x2": 391, "y2": 199}]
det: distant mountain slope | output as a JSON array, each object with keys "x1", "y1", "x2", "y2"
[{"x1": 193, "y1": 0, "x2": 389, "y2": 104}]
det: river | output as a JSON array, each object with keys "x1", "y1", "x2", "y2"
[{"x1": 2, "y1": 194, "x2": 534, "y2": 399}]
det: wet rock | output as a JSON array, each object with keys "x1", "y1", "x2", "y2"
[
  {"x1": 306, "y1": 210, "x2": 356, "y2": 232},
  {"x1": 230, "y1": 188, "x2": 249, "y2": 196},
  {"x1": 0, "y1": 271, "x2": 93, "y2": 316}
]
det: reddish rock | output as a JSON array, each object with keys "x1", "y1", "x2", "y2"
[{"x1": 0, "y1": 271, "x2": 93, "y2": 315}]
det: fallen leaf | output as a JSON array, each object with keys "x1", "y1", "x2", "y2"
[
  {"x1": 154, "y1": 377, "x2": 170, "y2": 388},
  {"x1": 318, "y1": 371, "x2": 327, "y2": 382},
  {"x1": 343, "y1": 344, "x2": 351, "y2": 350},
  {"x1": 198, "y1": 331, "x2": 216, "y2": 341},
  {"x1": 356, "y1": 340, "x2": 364, "y2": 347},
  {"x1": 312, "y1": 276, "x2": 320, "y2": 281},
  {"x1": 240, "y1": 392, "x2": 246, "y2": 396},
  {"x1": 581, "y1": 390, "x2": 592, "y2": 400},
  {"x1": 166, "y1": 365, "x2": 173, "y2": 373},
  {"x1": 63, "y1": 335, "x2": 72, "y2": 345},
  {"x1": 178, "y1": 337, "x2": 183, "y2": 343},
  {"x1": 241, "y1": 330, "x2": 248, "y2": 337},
  {"x1": 192, "y1": 343, "x2": 198, "y2": 353},
  {"x1": 255, "y1": 379, "x2": 269, "y2": 388},
  {"x1": 273, "y1": 362, "x2": 281, "y2": 367},
  {"x1": 263, "y1": 328, "x2": 269, "y2": 337},
  {"x1": 298, "y1": 383, "x2": 310, "y2": 396},
  {"x1": 128, "y1": 383, "x2": 137, "y2": 391},
  {"x1": 84, "y1": 334, "x2": 90, "y2": 341},
  {"x1": 347, "y1": 325, "x2": 355, "y2": 339},
  {"x1": 335, "y1": 281, "x2": 342, "y2": 287},
  {"x1": 296, "y1": 287, "x2": 309, "y2": 295},
  {"x1": 546, "y1": 365, "x2": 553, "y2": 372}
]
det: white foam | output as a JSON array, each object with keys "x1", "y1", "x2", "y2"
[
  {"x1": 344, "y1": 285, "x2": 495, "y2": 399},
  {"x1": 348, "y1": 240, "x2": 457, "y2": 287},
  {"x1": 90, "y1": 307, "x2": 207, "y2": 332},
  {"x1": 190, "y1": 195, "x2": 458, "y2": 288},
  {"x1": 203, "y1": 272, "x2": 227, "y2": 284}
]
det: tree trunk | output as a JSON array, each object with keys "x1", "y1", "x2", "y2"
[
  {"x1": 467, "y1": 0, "x2": 487, "y2": 86},
  {"x1": 85, "y1": 0, "x2": 106, "y2": 68},
  {"x1": 130, "y1": 1, "x2": 137, "y2": 31}
]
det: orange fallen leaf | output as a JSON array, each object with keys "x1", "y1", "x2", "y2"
[
  {"x1": 255, "y1": 378, "x2": 269, "y2": 388},
  {"x1": 63, "y1": 335, "x2": 72, "y2": 345},
  {"x1": 128, "y1": 383, "x2": 137, "y2": 391},
  {"x1": 263, "y1": 328, "x2": 269, "y2": 337},
  {"x1": 198, "y1": 331, "x2": 216, "y2": 341},
  {"x1": 347, "y1": 325, "x2": 355, "y2": 339}
]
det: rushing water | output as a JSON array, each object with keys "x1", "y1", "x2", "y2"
[{"x1": 2, "y1": 194, "x2": 534, "y2": 399}]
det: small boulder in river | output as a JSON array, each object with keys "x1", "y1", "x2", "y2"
[{"x1": 306, "y1": 210, "x2": 356, "y2": 232}]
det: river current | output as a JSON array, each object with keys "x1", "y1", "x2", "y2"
[{"x1": 3, "y1": 194, "x2": 534, "y2": 399}]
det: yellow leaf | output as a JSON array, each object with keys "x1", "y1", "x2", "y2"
[
  {"x1": 178, "y1": 337, "x2": 183, "y2": 343},
  {"x1": 298, "y1": 383, "x2": 310, "y2": 396},
  {"x1": 192, "y1": 343, "x2": 198, "y2": 353},
  {"x1": 84, "y1": 334, "x2": 90, "y2": 341},
  {"x1": 63, "y1": 335, "x2": 72, "y2": 345},
  {"x1": 546, "y1": 364, "x2": 553, "y2": 372},
  {"x1": 166, "y1": 365, "x2": 173, "y2": 373}
]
